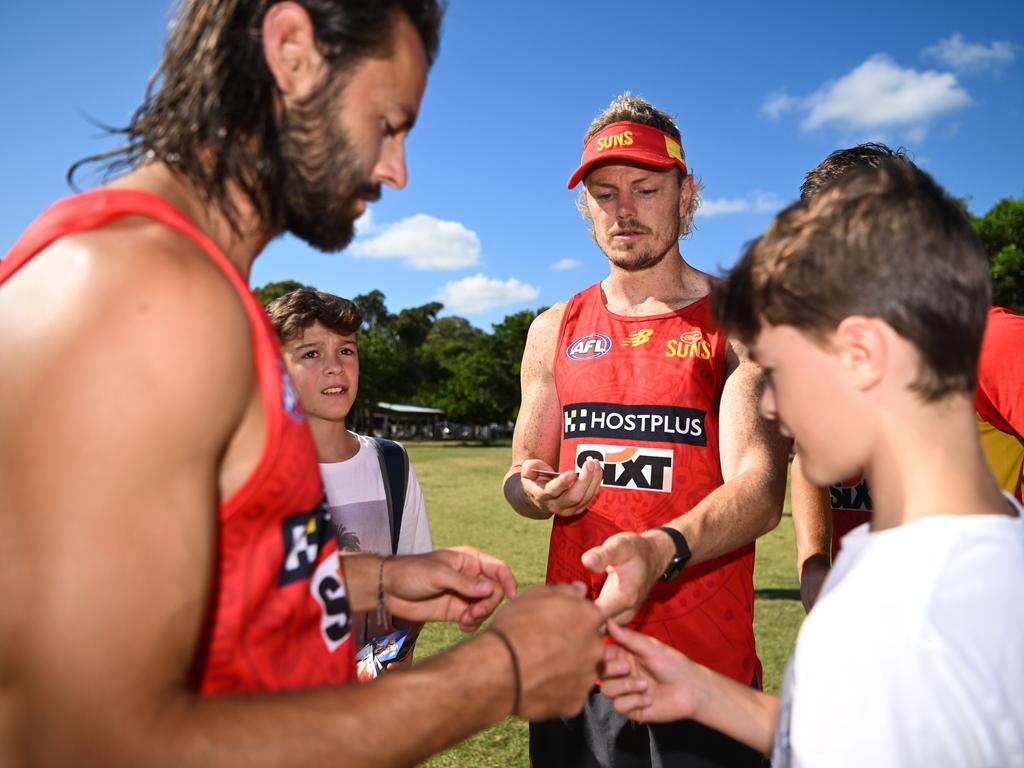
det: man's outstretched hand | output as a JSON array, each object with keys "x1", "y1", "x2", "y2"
[
  {"x1": 582, "y1": 529, "x2": 672, "y2": 624},
  {"x1": 382, "y1": 547, "x2": 518, "y2": 631}
]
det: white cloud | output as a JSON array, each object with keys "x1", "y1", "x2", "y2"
[
  {"x1": 551, "y1": 258, "x2": 582, "y2": 271},
  {"x1": 761, "y1": 91, "x2": 798, "y2": 121},
  {"x1": 350, "y1": 213, "x2": 481, "y2": 270},
  {"x1": 923, "y1": 33, "x2": 1016, "y2": 74},
  {"x1": 699, "y1": 197, "x2": 750, "y2": 216},
  {"x1": 354, "y1": 208, "x2": 374, "y2": 237},
  {"x1": 434, "y1": 274, "x2": 540, "y2": 315},
  {"x1": 905, "y1": 125, "x2": 928, "y2": 144},
  {"x1": 698, "y1": 191, "x2": 785, "y2": 217},
  {"x1": 801, "y1": 54, "x2": 971, "y2": 132},
  {"x1": 753, "y1": 191, "x2": 785, "y2": 213}
]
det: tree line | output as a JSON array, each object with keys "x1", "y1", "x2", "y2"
[
  {"x1": 254, "y1": 196, "x2": 1023, "y2": 427},
  {"x1": 255, "y1": 282, "x2": 538, "y2": 430}
]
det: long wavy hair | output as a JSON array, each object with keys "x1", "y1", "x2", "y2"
[{"x1": 69, "y1": 0, "x2": 442, "y2": 234}]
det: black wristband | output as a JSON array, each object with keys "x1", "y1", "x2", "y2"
[
  {"x1": 489, "y1": 626, "x2": 521, "y2": 718},
  {"x1": 655, "y1": 526, "x2": 691, "y2": 581}
]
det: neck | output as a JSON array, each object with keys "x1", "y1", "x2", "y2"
[
  {"x1": 309, "y1": 417, "x2": 361, "y2": 463},
  {"x1": 863, "y1": 392, "x2": 1008, "y2": 531},
  {"x1": 601, "y1": 245, "x2": 711, "y2": 316},
  {"x1": 107, "y1": 162, "x2": 276, "y2": 281}
]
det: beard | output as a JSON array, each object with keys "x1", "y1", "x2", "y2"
[
  {"x1": 278, "y1": 85, "x2": 379, "y2": 253},
  {"x1": 599, "y1": 218, "x2": 677, "y2": 272}
]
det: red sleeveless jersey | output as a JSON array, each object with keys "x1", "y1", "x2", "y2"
[
  {"x1": 550, "y1": 283, "x2": 759, "y2": 685},
  {"x1": 1, "y1": 189, "x2": 355, "y2": 694}
]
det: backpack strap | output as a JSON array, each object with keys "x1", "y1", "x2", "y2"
[{"x1": 370, "y1": 437, "x2": 409, "y2": 555}]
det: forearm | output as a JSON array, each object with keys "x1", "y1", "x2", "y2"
[
  {"x1": 671, "y1": 465, "x2": 786, "y2": 566},
  {"x1": 502, "y1": 469, "x2": 553, "y2": 520},
  {"x1": 691, "y1": 664, "x2": 779, "y2": 756},
  {"x1": 36, "y1": 631, "x2": 513, "y2": 768},
  {"x1": 790, "y1": 455, "x2": 831, "y2": 570}
]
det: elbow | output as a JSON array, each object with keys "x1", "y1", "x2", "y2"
[{"x1": 758, "y1": 472, "x2": 787, "y2": 536}]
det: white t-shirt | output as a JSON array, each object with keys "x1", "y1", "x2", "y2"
[
  {"x1": 774, "y1": 499, "x2": 1024, "y2": 767},
  {"x1": 320, "y1": 434, "x2": 433, "y2": 648},
  {"x1": 320, "y1": 433, "x2": 432, "y2": 556}
]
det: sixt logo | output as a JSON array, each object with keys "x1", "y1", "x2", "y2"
[
  {"x1": 621, "y1": 329, "x2": 654, "y2": 347},
  {"x1": 574, "y1": 443, "x2": 673, "y2": 493},
  {"x1": 665, "y1": 328, "x2": 713, "y2": 360},
  {"x1": 566, "y1": 333, "x2": 611, "y2": 360},
  {"x1": 829, "y1": 475, "x2": 872, "y2": 512},
  {"x1": 563, "y1": 402, "x2": 706, "y2": 446},
  {"x1": 596, "y1": 130, "x2": 634, "y2": 152}
]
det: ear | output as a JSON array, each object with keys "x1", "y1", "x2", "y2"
[
  {"x1": 678, "y1": 174, "x2": 694, "y2": 219},
  {"x1": 833, "y1": 316, "x2": 887, "y2": 392},
  {"x1": 262, "y1": 2, "x2": 325, "y2": 101}
]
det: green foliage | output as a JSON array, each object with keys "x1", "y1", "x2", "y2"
[
  {"x1": 252, "y1": 279, "x2": 317, "y2": 306},
  {"x1": 971, "y1": 197, "x2": 1024, "y2": 313}
]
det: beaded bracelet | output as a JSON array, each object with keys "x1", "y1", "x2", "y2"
[{"x1": 488, "y1": 626, "x2": 521, "y2": 718}]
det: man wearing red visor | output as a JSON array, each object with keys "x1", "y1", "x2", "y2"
[{"x1": 504, "y1": 93, "x2": 790, "y2": 767}]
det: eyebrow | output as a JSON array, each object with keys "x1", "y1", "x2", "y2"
[{"x1": 589, "y1": 174, "x2": 660, "y2": 190}]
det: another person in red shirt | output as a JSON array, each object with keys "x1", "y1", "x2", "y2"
[{"x1": 504, "y1": 93, "x2": 789, "y2": 768}]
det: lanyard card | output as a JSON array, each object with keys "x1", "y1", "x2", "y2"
[{"x1": 356, "y1": 627, "x2": 411, "y2": 681}]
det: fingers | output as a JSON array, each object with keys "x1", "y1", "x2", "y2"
[
  {"x1": 521, "y1": 459, "x2": 603, "y2": 518},
  {"x1": 611, "y1": 692, "x2": 655, "y2": 720},
  {"x1": 606, "y1": 618, "x2": 663, "y2": 657},
  {"x1": 581, "y1": 531, "x2": 632, "y2": 573},
  {"x1": 475, "y1": 552, "x2": 518, "y2": 600},
  {"x1": 599, "y1": 674, "x2": 648, "y2": 699},
  {"x1": 444, "y1": 547, "x2": 517, "y2": 603}
]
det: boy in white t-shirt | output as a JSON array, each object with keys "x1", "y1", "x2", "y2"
[
  {"x1": 268, "y1": 289, "x2": 433, "y2": 661},
  {"x1": 597, "y1": 161, "x2": 1024, "y2": 766}
]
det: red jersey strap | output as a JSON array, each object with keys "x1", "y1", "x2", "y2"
[{"x1": 3, "y1": 189, "x2": 283, "y2": 521}]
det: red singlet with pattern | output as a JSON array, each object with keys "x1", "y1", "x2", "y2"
[
  {"x1": 550, "y1": 283, "x2": 759, "y2": 685},
  {"x1": 1, "y1": 189, "x2": 355, "y2": 694}
]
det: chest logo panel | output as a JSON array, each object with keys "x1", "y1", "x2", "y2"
[
  {"x1": 563, "y1": 402, "x2": 706, "y2": 446},
  {"x1": 665, "y1": 329, "x2": 713, "y2": 361},
  {"x1": 621, "y1": 329, "x2": 654, "y2": 347},
  {"x1": 566, "y1": 333, "x2": 612, "y2": 360},
  {"x1": 574, "y1": 443, "x2": 673, "y2": 493}
]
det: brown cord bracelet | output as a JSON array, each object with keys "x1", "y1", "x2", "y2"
[{"x1": 488, "y1": 626, "x2": 521, "y2": 717}]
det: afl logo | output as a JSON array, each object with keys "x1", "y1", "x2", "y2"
[
  {"x1": 680, "y1": 330, "x2": 702, "y2": 344},
  {"x1": 566, "y1": 333, "x2": 611, "y2": 360}
]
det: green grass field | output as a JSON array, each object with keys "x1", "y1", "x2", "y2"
[{"x1": 404, "y1": 442, "x2": 804, "y2": 767}]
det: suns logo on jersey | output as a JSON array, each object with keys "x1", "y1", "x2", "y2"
[
  {"x1": 566, "y1": 333, "x2": 611, "y2": 360},
  {"x1": 666, "y1": 328, "x2": 713, "y2": 360},
  {"x1": 621, "y1": 329, "x2": 654, "y2": 347}
]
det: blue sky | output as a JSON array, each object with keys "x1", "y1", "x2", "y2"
[{"x1": 3, "y1": 1, "x2": 1022, "y2": 329}]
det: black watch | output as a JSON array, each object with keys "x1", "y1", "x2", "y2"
[{"x1": 655, "y1": 526, "x2": 691, "y2": 582}]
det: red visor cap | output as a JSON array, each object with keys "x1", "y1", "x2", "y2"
[{"x1": 567, "y1": 121, "x2": 688, "y2": 189}]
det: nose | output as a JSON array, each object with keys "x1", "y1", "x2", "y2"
[
  {"x1": 323, "y1": 356, "x2": 343, "y2": 377},
  {"x1": 615, "y1": 190, "x2": 637, "y2": 220},
  {"x1": 373, "y1": 136, "x2": 408, "y2": 191}
]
